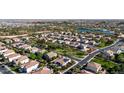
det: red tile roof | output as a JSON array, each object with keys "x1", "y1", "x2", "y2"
[{"x1": 31, "y1": 67, "x2": 52, "y2": 74}]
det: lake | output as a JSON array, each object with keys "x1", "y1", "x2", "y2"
[{"x1": 78, "y1": 28, "x2": 115, "y2": 35}]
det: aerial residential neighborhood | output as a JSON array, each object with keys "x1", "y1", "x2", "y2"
[
  {"x1": 0, "y1": 19, "x2": 124, "y2": 74},
  {"x1": 0, "y1": 1, "x2": 124, "y2": 93}
]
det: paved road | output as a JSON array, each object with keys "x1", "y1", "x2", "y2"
[
  {"x1": 63, "y1": 39, "x2": 121, "y2": 74},
  {"x1": 78, "y1": 50, "x2": 100, "y2": 65},
  {"x1": 0, "y1": 31, "x2": 50, "y2": 39},
  {"x1": 79, "y1": 39, "x2": 120, "y2": 65},
  {"x1": 0, "y1": 64, "x2": 14, "y2": 74}
]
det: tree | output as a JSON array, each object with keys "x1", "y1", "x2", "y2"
[
  {"x1": 117, "y1": 53, "x2": 124, "y2": 63},
  {"x1": 36, "y1": 52, "x2": 43, "y2": 60},
  {"x1": 29, "y1": 53, "x2": 36, "y2": 60},
  {"x1": 119, "y1": 64, "x2": 124, "y2": 73}
]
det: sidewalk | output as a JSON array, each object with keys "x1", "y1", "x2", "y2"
[{"x1": 4, "y1": 65, "x2": 16, "y2": 74}]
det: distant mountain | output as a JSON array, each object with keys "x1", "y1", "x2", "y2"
[
  {"x1": 0, "y1": 19, "x2": 74, "y2": 23},
  {"x1": 0, "y1": 19, "x2": 124, "y2": 25}
]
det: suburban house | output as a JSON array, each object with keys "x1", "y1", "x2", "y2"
[
  {"x1": 2, "y1": 50, "x2": 15, "y2": 57},
  {"x1": 13, "y1": 56, "x2": 29, "y2": 65},
  {"x1": 85, "y1": 62, "x2": 102, "y2": 73},
  {"x1": 111, "y1": 47, "x2": 122, "y2": 54},
  {"x1": 118, "y1": 33, "x2": 124, "y2": 38},
  {"x1": 58, "y1": 40, "x2": 64, "y2": 44},
  {"x1": 4, "y1": 39, "x2": 13, "y2": 44},
  {"x1": 0, "y1": 46, "x2": 8, "y2": 55},
  {"x1": 119, "y1": 46, "x2": 124, "y2": 53},
  {"x1": 12, "y1": 43, "x2": 24, "y2": 48},
  {"x1": 20, "y1": 60, "x2": 39, "y2": 73},
  {"x1": 95, "y1": 35, "x2": 102, "y2": 40},
  {"x1": 31, "y1": 67, "x2": 52, "y2": 74},
  {"x1": 80, "y1": 70, "x2": 94, "y2": 74},
  {"x1": 77, "y1": 44, "x2": 88, "y2": 51},
  {"x1": 18, "y1": 44, "x2": 31, "y2": 50},
  {"x1": 0, "y1": 42, "x2": 5, "y2": 46},
  {"x1": 43, "y1": 52, "x2": 57, "y2": 61},
  {"x1": 103, "y1": 49, "x2": 115, "y2": 59},
  {"x1": 64, "y1": 41, "x2": 70, "y2": 45},
  {"x1": 51, "y1": 39, "x2": 57, "y2": 43},
  {"x1": 70, "y1": 42, "x2": 80, "y2": 48},
  {"x1": 75, "y1": 37, "x2": 80, "y2": 42},
  {"x1": 21, "y1": 37, "x2": 29, "y2": 41},
  {"x1": 53, "y1": 56, "x2": 71, "y2": 66},
  {"x1": 6, "y1": 53, "x2": 21, "y2": 62},
  {"x1": 40, "y1": 49, "x2": 47, "y2": 54},
  {"x1": 88, "y1": 40, "x2": 96, "y2": 45},
  {"x1": 30, "y1": 47, "x2": 39, "y2": 53},
  {"x1": 82, "y1": 39, "x2": 89, "y2": 44},
  {"x1": 12, "y1": 38, "x2": 21, "y2": 43}
]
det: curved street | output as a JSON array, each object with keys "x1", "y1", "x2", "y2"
[{"x1": 62, "y1": 39, "x2": 121, "y2": 74}]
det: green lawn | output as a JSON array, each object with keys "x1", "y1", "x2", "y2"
[
  {"x1": 10, "y1": 66, "x2": 20, "y2": 73},
  {"x1": 56, "y1": 48, "x2": 85, "y2": 58},
  {"x1": 92, "y1": 56, "x2": 118, "y2": 70},
  {"x1": 96, "y1": 38, "x2": 115, "y2": 48}
]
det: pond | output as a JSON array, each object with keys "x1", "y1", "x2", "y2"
[{"x1": 78, "y1": 28, "x2": 115, "y2": 35}]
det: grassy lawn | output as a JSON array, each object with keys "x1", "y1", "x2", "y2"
[
  {"x1": 10, "y1": 66, "x2": 20, "y2": 73},
  {"x1": 56, "y1": 48, "x2": 85, "y2": 58},
  {"x1": 96, "y1": 38, "x2": 115, "y2": 48},
  {"x1": 97, "y1": 42, "x2": 112, "y2": 48},
  {"x1": 92, "y1": 56, "x2": 118, "y2": 69}
]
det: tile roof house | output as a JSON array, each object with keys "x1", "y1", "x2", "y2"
[
  {"x1": 82, "y1": 39, "x2": 89, "y2": 44},
  {"x1": 77, "y1": 44, "x2": 88, "y2": 51},
  {"x1": 31, "y1": 67, "x2": 52, "y2": 74},
  {"x1": 70, "y1": 42, "x2": 80, "y2": 48},
  {"x1": 58, "y1": 40, "x2": 64, "y2": 44},
  {"x1": 6, "y1": 53, "x2": 21, "y2": 62},
  {"x1": 0, "y1": 42, "x2": 5, "y2": 46},
  {"x1": 110, "y1": 47, "x2": 122, "y2": 54},
  {"x1": 80, "y1": 70, "x2": 95, "y2": 74},
  {"x1": 88, "y1": 41, "x2": 96, "y2": 45},
  {"x1": 43, "y1": 52, "x2": 57, "y2": 61},
  {"x1": 4, "y1": 39, "x2": 13, "y2": 44},
  {"x1": 13, "y1": 56, "x2": 29, "y2": 65},
  {"x1": 120, "y1": 46, "x2": 124, "y2": 52},
  {"x1": 0, "y1": 46, "x2": 8, "y2": 54},
  {"x1": 30, "y1": 47, "x2": 39, "y2": 53},
  {"x1": 95, "y1": 35, "x2": 103, "y2": 39},
  {"x1": 53, "y1": 56, "x2": 71, "y2": 66},
  {"x1": 103, "y1": 50, "x2": 114, "y2": 57},
  {"x1": 64, "y1": 41, "x2": 70, "y2": 45},
  {"x1": 75, "y1": 37, "x2": 80, "y2": 42},
  {"x1": 12, "y1": 38, "x2": 21, "y2": 43},
  {"x1": 21, "y1": 60, "x2": 39, "y2": 73},
  {"x1": 18, "y1": 44, "x2": 31, "y2": 50},
  {"x1": 85, "y1": 62, "x2": 102, "y2": 73},
  {"x1": 118, "y1": 33, "x2": 124, "y2": 38},
  {"x1": 3, "y1": 50, "x2": 15, "y2": 57},
  {"x1": 12, "y1": 43, "x2": 24, "y2": 48},
  {"x1": 22, "y1": 37, "x2": 29, "y2": 41},
  {"x1": 40, "y1": 49, "x2": 47, "y2": 54},
  {"x1": 52, "y1": 39, "x2": 57, "y2": 43}
]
